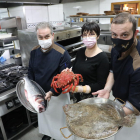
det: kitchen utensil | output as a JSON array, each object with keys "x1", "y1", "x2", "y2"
[
  {"x1": 16, "y1": 79, "x2": 47, "y2": 113},
  {"x1": 60, "y1": 97, "x2": 125, "y2": 140},
  {"x1": 104, "y1": 11, "x2": 116, "y2": 15}
]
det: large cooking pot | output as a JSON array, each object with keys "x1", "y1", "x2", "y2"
[{"x1": 60, "y1": 97, "x2": 125, "y2": 140}]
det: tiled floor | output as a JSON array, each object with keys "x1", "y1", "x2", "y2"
[
  {"x1": 13, "y1": 126, "x2": 115, "y2": 140},
  {"x1": 13, "y1": 92, "x2": 115, "y2": 140}
]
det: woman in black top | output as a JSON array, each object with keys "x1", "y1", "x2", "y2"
[{"x1": 72, "y1": 22, "x2": 109, "y2": 102}]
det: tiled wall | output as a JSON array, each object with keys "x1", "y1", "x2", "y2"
[
  {"x1": 25, "y1": 4, "x2": 64, "y2": 28},
  {"x1": 24, "y1": 6, "x2": 49, "y2": 24},
  {"x1": 48, "y1": 4, "x2": 63, "y2": 22}
]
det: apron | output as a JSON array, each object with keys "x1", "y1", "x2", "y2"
[
  {"x1": 115, "y1": 115, "x2": 140, "y2": 140},
  {"x1": 38, "y1": 93, "x2": 74, "y2": 140}
]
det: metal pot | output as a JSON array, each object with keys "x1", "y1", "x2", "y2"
[
  {"x1": 60, "y1": 97, "x2": 125, "y2": 140},
  {"x1": 14, "y1": 57, "x2": 22, "y2": 66}
]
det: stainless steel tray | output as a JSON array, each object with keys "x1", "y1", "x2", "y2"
[
  {"x1": 60, "y1": 98, "x2": 124, "y2": 140},
  {"x1": 16, "y1": 79, "x2": 46, "y2": 113}
]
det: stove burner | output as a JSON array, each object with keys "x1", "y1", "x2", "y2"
[{"x1": 0, "y1": 65, "x2": 28, "y2": 93}]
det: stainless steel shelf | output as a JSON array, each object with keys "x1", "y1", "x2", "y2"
[
  {"x1": 67, "y1": 15, "x2": 140, "y2": 18},
  {"x1": 100, "y1": 31, "x2": 140, "y2": 37},
  {"x1": 0, "y1": 46, "x2": 14, "y2": 51},
  {"x1": 8, "y1": 121, "x2": 37, "y2": 140},
  {"x1": 0, "y1": 88, "x2": 16, "y2": 102},
  {"x1": 70, "y1": 22, "x2": 86, "y2": 24},
  {"x1": 65, "y1": 41, "x2": 83, "y2": 50}
]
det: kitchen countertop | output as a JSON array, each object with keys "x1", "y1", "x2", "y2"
[
  {"x1": 0, "y1": 88, "x2": 16, "y2": 102},
  {"x1": 54, "y1": 26, "x2": 81, "y2": 32}
]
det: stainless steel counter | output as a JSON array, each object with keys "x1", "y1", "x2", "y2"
[
  {"x1": 0, "y1": 88, "x2": 16, "y2": 102},
  {"x1": 53, "y1": 26, "x2": 81, "y2": 32}
]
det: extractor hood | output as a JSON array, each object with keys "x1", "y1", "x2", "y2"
[
  {"x1": 0, "y1": 0, "x2": 59, "y2": 5},
  {"x1": 60, "y1": 0, "x2": 95, "y2": 3},
  {"x1": 0, "y1": 0, "x2": 95, "y2": 5}
]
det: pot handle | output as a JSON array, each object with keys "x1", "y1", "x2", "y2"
[
  {"x1": 60, "y1": 127, "x2": 73, "y2": 139},
  {"x1": 114, "y1": 98, "x2": 126, "y2": 107}
]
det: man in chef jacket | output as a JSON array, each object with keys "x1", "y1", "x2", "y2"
[
  {"x1": 93, "y1": 12, "x2": 140, "y2": 140},
  {"x1": 28, "y1": 22, "x2": 72, "y2": 140}
]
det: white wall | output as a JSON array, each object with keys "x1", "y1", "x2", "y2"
[
  {"x1": 0, "y1": 8, "x2": 8, "y2": 19},
  {"x1": 48, "y1": 4, "x2": 63, "y2": 21},
  {"x1": 63, "y1": 0, "x2": 140, "y2": 23},
  {"x1": 9, "y1": 5, "x2": 64, "y2": 29},
  {"x1": 24, "y1": 5, "x2": 49, "y2": 27},
  {"x1": 8, "y1": 6, "x2": 27, "y2": 29},
  {"x1": 63, "y1": 0, "x2": 99, "y2": 22},
  {"x1": 8, "y1": 6, "x2": 27, "y2": 49}
]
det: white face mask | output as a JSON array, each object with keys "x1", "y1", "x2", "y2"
[{"x1": 38, "y1": 38, "x2": 52, "y2": 50}]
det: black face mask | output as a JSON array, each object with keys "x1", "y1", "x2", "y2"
[{"x1": 111, "y1": 37, "x2": 134, "y2": 54}]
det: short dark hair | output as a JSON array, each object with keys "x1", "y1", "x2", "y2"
[
  {"x1": 81, "y1": 22, "x2": 100, "y2": 37},
  {"x1": 111, "y1": 12, "x2": 136, "y2": 33}
]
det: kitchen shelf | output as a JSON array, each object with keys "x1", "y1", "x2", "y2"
[
  {"x1": 67, "y1": 15, "x2": 140, "y2": 18},
  {"x1": 0, "y1": 105, "x2": 38, "y2": 140},
  {"x1": 6, "y1": 124, "x2": 29, "y2": 140},
  {"x1": 7, "y1": 121, "x2": 37, "y2": 140},
  {"x1": 7, "y1": 121, "x2": 38, "y2": 140},
  {"x1": 0, "y1": 46, "x2": 14, "y2": 51},
  {"x1": 65, "y1": 41, "x2": 83, "y2": 50},
  {"x1": 67, "y1": 15, "x2": 140, "y2": 28},
  {"x1": 70, "y1": 22, "x2": 86, "y2": 24}
]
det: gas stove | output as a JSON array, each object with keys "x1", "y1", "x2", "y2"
[{"x1": 0, "y1": 64, "x2": 28, "y2": 94}]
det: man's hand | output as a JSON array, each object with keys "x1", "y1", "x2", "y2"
[
  {"x1": 62, "y1": 67, "x2": 72, "y2": 72},
  {"x1": 123, "y1": 106, "x2": 133, "y2": 115},
  {"x1": 92, "y1": 89, "x2": 110, "y2": 99},
  {"x1": 45, "y1": 91, "x2": 53, "y2": 101}
]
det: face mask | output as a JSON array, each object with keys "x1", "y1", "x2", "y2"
[
  {"x1": 111, "y1": 37, "x2": 134, "y2": 54},
  {"x1": 38, "y1": 38, "x2": 52, "y2": 49},
  {"x1": 82, "y1": 37, "x2": 97, "y2": 48}
]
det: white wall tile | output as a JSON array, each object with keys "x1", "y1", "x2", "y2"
[
  {"x1": 24, "y1": 6, "x2": 32, "y2": 10},
  {"x1": 32, "y1": 9, "x2": 43, "y2": 23},
  {"x1": 31, "y1": 6, "x2": 42, "y2": 10},
  {"x1": 25, "y1": 9, "x2": 32, "y2": 23},
  {"x1": 24, "y1": 6, "x2": 49, "y2": 23},
  {"x1": 48, "y1": 4, "x2": 63, "y2": 21},
  {"x1": 42, "y1": 6, "x2": 49, "y2": 22}
]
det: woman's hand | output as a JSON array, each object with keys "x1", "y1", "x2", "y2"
[
  {"x1": 123, "y1": 106, "x2": 133, "y2": 115},
  {"x1": 45, "y1": 91, "x2": 53, "y2": 101}
]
